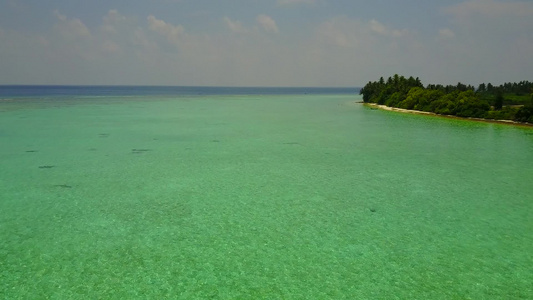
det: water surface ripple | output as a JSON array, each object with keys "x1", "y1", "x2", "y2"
[{"x1": 1, "y1": 89, "x2": 532, "y2": 299}]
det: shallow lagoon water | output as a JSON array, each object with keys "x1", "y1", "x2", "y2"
[{"x1": 1, "y1": 90, "x2": 532, "y2": 299}]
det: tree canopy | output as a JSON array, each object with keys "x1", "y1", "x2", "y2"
[{"x1": 360, "y1": 75, "x2": 533, "y2": 123}]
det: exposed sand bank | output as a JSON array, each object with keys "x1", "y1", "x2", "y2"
[{"x1": 363, "y1": 103, "x2": 533, "y2": 128}]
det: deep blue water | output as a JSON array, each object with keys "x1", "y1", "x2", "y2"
[{"x1": 0, "y1": 85, "x2": 359, "y2": 98}]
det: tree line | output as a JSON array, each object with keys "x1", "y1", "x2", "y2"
[{"x1": 360, "y1": 75, "x2": 533, "y2": 123}]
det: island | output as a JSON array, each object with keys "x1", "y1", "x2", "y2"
[{"x1": 360, "y1": 74, "x2": 533, "y2": 124}]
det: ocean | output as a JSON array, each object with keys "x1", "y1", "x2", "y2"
[{"x1": 0, "y1": 86, "x2": 531, "y2": 299}]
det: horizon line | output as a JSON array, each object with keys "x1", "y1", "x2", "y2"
[{"x1": 0, "y1": 84, "x2": 361, "y2": 89}]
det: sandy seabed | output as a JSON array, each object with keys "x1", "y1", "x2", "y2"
[{"x1": 1, "y1": 94, "x2": 532, "y2": 299}]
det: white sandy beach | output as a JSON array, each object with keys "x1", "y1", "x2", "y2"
[{"x1": 363, "y1": 103, "x2": 532, "y2": 127}]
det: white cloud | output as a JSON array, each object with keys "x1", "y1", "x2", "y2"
[
  {"x1": 369, "y1": 19, "x2": 408, "y2": 37},
  {"x1": 101, "y1": 9, "x2": 127, "y2": 34},
  {"x1": 53, "y1": 10, "x2": 91, "y2": 39},
  {"x1": 369, "y1": 19, "x2": 387, "y2": 35},
  {"x1": 99, "y1": 10, "x2": 153, "y2": 55},
  {"x1": 147, "y1": 15, "x2": 185, "y2": 46},
  {"x1": 223, "y1": 17, "x2": 248, "y2": 34},
  {"x1": 53, "y1": 10, "x2": 67, "y2": 22},
  {"x1": 256, "y1": 15, "x2": 279, "y2": 33},
  {"x1": 316, "y1": 19, "x2": 354, "y2": 48},
  {"x1": 391, "y1": 29, "x2": 409, "y2": 38},
  {"x1": 133, "y1": 27, "x2": 157, "y2": 50},
  {"x1": 1, "y1": 5, "x2": 530, "y2": 87},
  {"x1": 305, "y1": 16, "x2": 439, "y2": 85},
  {"x1": 102, "y1": 40, "x2": 120, "y2": 53},
  {"x1": 104, "y1": 9, "x2": 125, "y2": 23},
  {"x1": 438, "y1": 28, "x2": 455, "y2": 39}
]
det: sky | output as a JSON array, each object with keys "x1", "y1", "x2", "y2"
[{"x1": 0, "y1": 0, "x2": 531, "y2": 87}]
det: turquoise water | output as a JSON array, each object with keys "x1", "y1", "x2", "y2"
[{"x1": 1, "y1": 92, "x2": 532, "y2": 299}]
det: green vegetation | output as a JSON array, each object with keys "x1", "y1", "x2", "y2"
[{"x1": 360, "y1": 75, "x2": 533, "y2": 123}]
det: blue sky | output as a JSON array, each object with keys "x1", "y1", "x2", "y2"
[{"x1": 0, "y1": 0, "x2": 531, "y2": 86}]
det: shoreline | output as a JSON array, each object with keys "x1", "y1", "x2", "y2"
[{"x1": 363, "y1": 103, "x2": 533, "y2": 128}]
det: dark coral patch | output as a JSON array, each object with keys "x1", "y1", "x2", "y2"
[
  {"x1": 132, "y1": 149, "x2": 151, "y2": 154},
  {"x1": 54, "y1": 184, "x2": 72, "y2": 188},
  {"x1": 38, "y1": 165, "x2": 55, "y2": 169}
]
